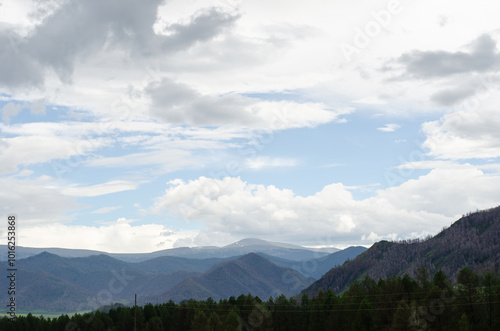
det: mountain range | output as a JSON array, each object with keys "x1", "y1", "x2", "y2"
[{"x1": 0, "y1": 239, "x2": 364, "y2": 312}]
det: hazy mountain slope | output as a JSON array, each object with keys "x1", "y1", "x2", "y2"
[
  {"x1": 135, "y1": 270, "x2": 201, "y2": 306},
  {"x1": 10, "y1": 270, "x2": 93, "y2": 312},
  {"x1": 135, "y1": 255, "x2": 230, "y2": 274},
  {"x1": 303, "y1": 206, "x2": 500, "y2": 296},
  {"x1": 155, "y1": 253, "x2": 315, "y2": 302},
  {"x1": 310, "y1": 246, "x2": 368, "y2": 278},
  {"x1": 0, "y1": 253, "x2": 205, "y2": 311},
  {"x1": 258, "y1": 246, "x2": 367, "y2": 279},
  {"x1": 16, "y1": 253, "x2": 140, "y2": 294}
]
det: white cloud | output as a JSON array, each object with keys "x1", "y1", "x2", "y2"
[
  {"x1": 395, "y1": 160, "x2": 459, "y2": 170},
  {"x1": 376, "y1": 166, "x2": 500, "y2": 217},
  {"x1": 396, "y1": 34, "x2": 500, "y2": 79},
  {"x1": 0, "y1": 176, "x2": 79, "y2": 225},
  {"x1": 0, "y1": 0, "x2": 499, "y2": 122},
  {"x1": 1, "y1": 102, "x2": 22, "y2": 122},
  {"x1": 245, "y1": 156, "x2": 298, "y2": 170},
  {"x1": 423, "y1": 108, "x2": 500, "y2": 159},
  {"x1": 62, "y1": 180, "x2": 141, "y2": 197},
  {"x1": 377, "y1": 123, "x2": 401, "y2": 132},
  {"x1": 85, "y1": 149, "x2": 197, "y2": 175},
  {"x1": 151, "y1": 168, "x2": 500, "y2": 247},
  {"x1": 0, "y1": 135, "x2": 110, "y2": 175},
  {"x1": 13, "y1": 169, "x2": 34, "y2": 177},
  {"x1": 29, "y1": 98, "x2": 46, "y2": 114},
  {"x1": 0, "y1": 120, "x2": 249, "y2": 176},
  {"x1": 477, "y1": 163, "x2": 500, "y2": 171},
  {"x1": 16, "y1": 221, "x2": 198, "y2": 253},
  {"x1": 146, "y1": 77, "x2": 349, "y2": 128},
  {"x1": 116, "y1": 217, "x2": 135, "y2": 224},
  {"x1": 361, "y1": 232, "x2": 398, "y2": 242},
  {"x1": 92, "y1": 206, "x2": 122, "y2": 214},
  {"x1": 354, "y1": 96, "x2": 386, "y2": 105},
  {"x1": 0, "y1": 0, "x2": 351, "y2": 130}
]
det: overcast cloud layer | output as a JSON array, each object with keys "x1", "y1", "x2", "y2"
[{"x1": 1, "y1": 0, "x2": 500, "y2": 252}]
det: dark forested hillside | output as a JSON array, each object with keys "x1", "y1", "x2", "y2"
[
  {"x1": 0, "y1": 253, "x2": 217, "y2": 311},
  {"x1": 303, "y1": 206, "x2": 500, "y2": 296},
  {"x1": 154, "y1": 253, "x2": 315, "y2": 303}
]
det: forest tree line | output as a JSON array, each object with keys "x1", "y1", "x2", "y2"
[{"x1": 1, "y1": 267, "x2": 499, "y2": 330}]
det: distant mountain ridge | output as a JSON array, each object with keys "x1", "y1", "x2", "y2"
[
  {"x1": 303, "y1": 206, "x2": 500, "y2": 296},
  {"x1": 0, "y1": 238, "x2": 339, "y2": 262},
  {"x1": 225, "y1": 238, "x2": 305, "y2": 249}
]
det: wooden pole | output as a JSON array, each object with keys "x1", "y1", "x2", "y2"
[{"x1": 134, "y1": 294, "x2": 137, "y2": 331}]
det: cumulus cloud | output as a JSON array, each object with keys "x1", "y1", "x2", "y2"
[
  {"x1": 16, "y1": 221, "x2": 196, "y2": 253},
  {"x1": 0, "y1": 0, "x2": 351, "y2": 131},
  {"x1": 7, "y1": 166, "x2": 498, "y2": 252},
  {"x1": 146, "y1": 78, "x2": 256, "y2": 126},
  {"x1": 151, "y1": 168, "x2": 500, "y2": 247},
  {"x1": 386, "y1": 34, "x2": 500, "y2": 106},
  {"x1": 158, "y1": 8, "x2": 239, "y2": 52},
  {"x1": 375, "y1": 166, "x2": 500, "y2": 217},
  {"x1": 398, "y1": 34, "x2": 500, "y2": 79},
  {"x1": 0, "y1": 175, "x2": 196, "y2": 252},
  {"x1": 0, "y1": 0, "x2": 238, "y2": 88},
  {"x1": 423, "y1": 108, "x2": 500, "y2": 159},
  {"x1": 429, "y1": 74, "x2": 500, "y2": 106},
  {"x1": 430, "y1": 84, "x2": 477, "y2": 106},
  {"x1": 0, "y1": 30, "x2": 44, "y2": 87}
]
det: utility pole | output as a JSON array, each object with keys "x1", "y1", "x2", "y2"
[{"x1": 134, "y1": 294, "x2": 137, "y2": 331}]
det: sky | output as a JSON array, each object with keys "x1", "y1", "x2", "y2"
[{"x1": 1, "y1": 0, "x2": 500, "y2": 253}]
